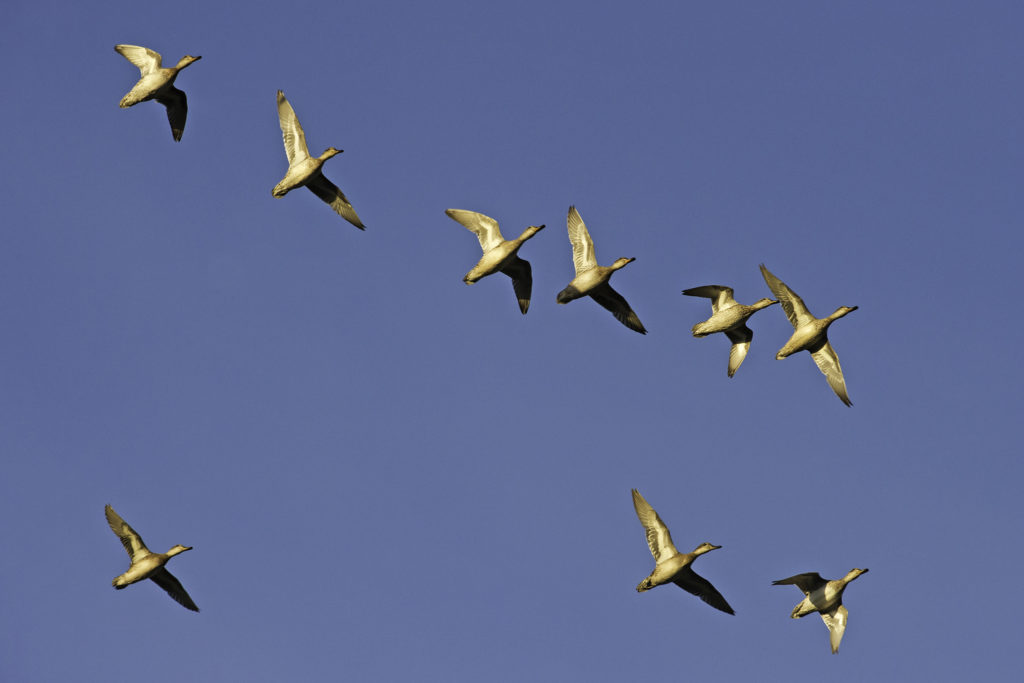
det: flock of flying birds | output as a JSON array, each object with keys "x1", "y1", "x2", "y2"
[
  {"x1": 112, "y1": 42, "x2": 860, "y2": 405},
  {"x1": 109, "y1": 44, "x2": 868, "y2": 654}
]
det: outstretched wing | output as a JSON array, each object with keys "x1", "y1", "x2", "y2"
[
  {"x1": 759, "y1": 264, "x2": 813, "y2": 327},
  {"x1": 105, "y1": 504, "x2": 149, "y2": 561},
  {"x1": 150, "y1": 568, "x2": 199, "y2": 612},
  {"x1": 810, "y1": 340, "x2": 852, "y2": 406},
  {"x1": 724, "y1": 325, "x2": 753, "y2": 378},
  {"x1": 631, "y1": 489, "x2": 679, "y2": 562},
  {"x1": 276, "y1": 90, "x2": 310, "y2": 164},
  {"x1": 444, "y1": 209, "x2": 504, "y2": 252},
  {"x1": 114, "y1": 44, "x2": 162, "y2": 75},
  {"x1": 682, "y1": 285, "x2": 736, "y2": 314},
  {"x1": 307, "y1": 175, "x2": 365, "y2": 229},
  {"x1": 821, "y1": 604, "x2": 848, "y2": 653},
  {"x1": 501, "y1": 257, "x2": 532, "y2": 314},
  {"x1": 772, "y1": 572, "x2": 827, "y2": 596},
  {"x1": 567, "y1": 206, "x2": 596, "y2": 274},
  {"x1": 590, "y1": 283, "x2": 646, "y2": 334},
  {"x1": 673, "y1": 566, "x2": 735, "y2": 615},
  {"x1": 155, "y1": 86, "x2": 188, "y2": 141}
]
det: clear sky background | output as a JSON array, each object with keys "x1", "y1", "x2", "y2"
[{"x1": 2, "y1": 1, "x2": 1021, "y2": 681}]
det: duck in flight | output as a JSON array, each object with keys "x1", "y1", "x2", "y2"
[
  {"x1": 631, "y1": 489, "x2": 734, "y2": 615},
  {"x1": 759, "y1": 264, "x2": 857, "y2": 405},
  {"x1": 105, "y1": 504, "x2": 199, "y2": 612},
  {"x1": 556, "y1": 206, "x2": 646, "y2": 334},
  {"x1": 773, "y1": 568, "x2": 869, "y2": 653},
  {"x1": 444, "y1": 209, "x2": 544, "y2": 313},
  {"x1": 682, "y1": 285, "x2": 777, "y2": 377},
  {"x1": 114, "y1": 44, "x2": 201, "y2": 141},
  {"x1": 272, "y1": 90, "x2": 365, "y2": 229}
]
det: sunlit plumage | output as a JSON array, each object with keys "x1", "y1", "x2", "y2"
[
  {"x1": 114, "y1": 44, "x2": 201, "y2": 141},
  {"x1": 444, "y1": 209, "x2": 544, "y2": 313},
  {"x1": 682, "y1": 285, "x2": 778, "y2": 377},
  {"x1": 773, "y1": 568, "x2": 868, "y2": 653},
  {"x1": 105, "y1": 504, "x2": 199, "y2": 612},
  {"x1": 759, "y1": 264, "x2": 857, "y2": 405},
  {"x1": 556, "y1": 206, "x2": 646, "y2": 334},
  {"x1": 272, "y1": 90, "x2": 365, "y2": 229},
  {"x1": 631, "y1": 489, "x2": 734, "y2": 615}
]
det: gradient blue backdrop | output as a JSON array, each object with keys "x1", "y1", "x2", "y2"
[{"x1": 3, "y1": 1, "x2": 1021, "y2": 681}]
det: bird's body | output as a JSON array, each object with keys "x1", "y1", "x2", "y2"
[
  {"x1": 444, "y1": 209, "x2": 544, "y2": 313},
  {"x1": 273, "y1": 90, "x2": 365, "y2": 229},
  {"x1": 556, "y1": 206, "x2": 645, "y2": 334},
  {"x1": 682, "y1": 285, "x2": 778, "y2": 377},
  {"x1": 759, "y1": 264, "x2": 857, "y2": 405},
  {"x1": 105, "y1": 504, "x2": 199, "y2": 612},
  {"x1": 114, "y1": 44, "x2": 201, "y2": 141},
  {"x1": 773, "y1": 568, "x2": 868, "y2": 653},
  {"x1": 631, "y1": 489, "x2": 734, "y2": 614}
]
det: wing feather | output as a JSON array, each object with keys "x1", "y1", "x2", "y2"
[
  {"x1": 810, "y1": 341, "x2": 852, "y2": 406},
  {"x1": 590, "y1": 284, "x2": 646, "y2": 334},
  {"x1": 772, "y1": 572, "x2": 827, "y2": 595},
  {"x1": 155, "y1": 86, "x2": 188, "y2": 141},
  {"x1": 673, "y1": 566, "x2": 735, "y2": 615},
  {"x1": 567, "y1": 206, "x2": 596, "y2": 274},
  {"x1": 276, "y1": 91, "x2": 310, "y2": 164},
  {"x1": 682, "y1": 285, "x2": 736, "y2": 314},
  {"x1": 724, "y1": 325, "x2": 753, "y2": 377},
  {"x1": 150, "y1": 568, "x2": 199, "y2": 612},
  {"x1": 501, "y1": 257, "x2": 532, "y2": 314},
  {"x1": 759, "y1": 264, "x2": 813, "y2": 327},
  {"x1": 105, "y1": 504, "x2": 149, "y2": 560},
  {"x1": 821, "y1": 604, "x2": 848, "y2": 653},
  {"x1": 444, "y1": 209, "x2": 504, "y2": 252},
  {"x1": 306, "y1": 175, "x2": 365, "y2": 229},
  {"x1": 114, "y1": 45, "x2": 162, "y2": 74},
  {"x1": 631, "y1": 489, "x2": 679, "y2": 562}
]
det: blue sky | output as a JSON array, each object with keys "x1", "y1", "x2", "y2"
[{"x1": 2, "y1": 1, "x2": 1022, "y2": 681}]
